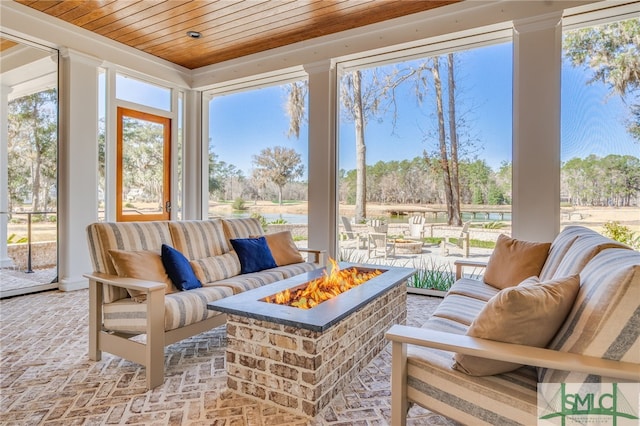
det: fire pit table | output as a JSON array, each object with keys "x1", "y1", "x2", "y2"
[{"x1": 207, "y1": 262, "x2": 414, "y2": 417}]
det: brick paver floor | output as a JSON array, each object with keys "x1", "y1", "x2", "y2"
[{"x1": 0, "y1": 289, "x2": 458, "y2": 425}]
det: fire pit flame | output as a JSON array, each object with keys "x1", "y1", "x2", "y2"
[{"x1": 263, "y1": 259, "x2": 383, "y2": 309}]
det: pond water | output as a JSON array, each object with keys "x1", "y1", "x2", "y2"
[
  {"x1": 220, "y1": 211, "x2": 511, "y2": 225},
  {"x1": 224, "y1": 212, "x2": 309, "y2": 224}
]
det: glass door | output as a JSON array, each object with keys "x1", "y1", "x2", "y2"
[
  {"x1": 116, "y1": 107, "x2": 171, "y2": 222},
  {"x1": 1, "y1": 34, "x2": 59, "y2": 298}
]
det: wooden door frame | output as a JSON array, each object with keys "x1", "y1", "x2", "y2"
[{"x1": 116, "y1": 107, "x2": 171, "y2": 222}]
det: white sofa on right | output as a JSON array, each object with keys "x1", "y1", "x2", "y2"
[{"x1": 386, "y1": 226, "x2": 640, "y2": 425}]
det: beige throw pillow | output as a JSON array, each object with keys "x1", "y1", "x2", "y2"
[
  {"x1": 108, "y1": 249, "x2": 176, "y2": 302},
  {"x1": 264, "y1": 231, "x2": 305, "y2": 266},
  {"x1": 452, "y1": 274, "x2": 580, "y2": 376},
  {"x1": 484, "y1": 234, "x2": 551, "y2": 290}
]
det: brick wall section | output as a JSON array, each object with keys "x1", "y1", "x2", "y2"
[{"x1": 225, "y1": 281, "x2": 407, "y2": 417}]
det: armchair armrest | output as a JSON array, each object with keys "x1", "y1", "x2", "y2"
[
  {"x1": 298, "y1": 248, "x2": 327, "y2": 266},
  {"x1": 385, "y1": 325, "x2": 640, "y2": 381},
  {"x1": 453, "y1": 259, "x2": 487, "y2": 280},
  {"x1": 84, "y1": 271, "x2": 166, "y2": 293}
]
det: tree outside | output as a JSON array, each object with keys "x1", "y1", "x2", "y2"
[{"x1": 251, "y1": 146, "x2": 304, "y2": 206}]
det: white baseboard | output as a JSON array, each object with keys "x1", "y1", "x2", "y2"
[{"x1": 59, "y1": 275, "x2": 89, "y2": 292}]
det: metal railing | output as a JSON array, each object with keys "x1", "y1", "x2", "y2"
[{"x1": 1, "y1": 210, "x2": 57, "y2": 273}]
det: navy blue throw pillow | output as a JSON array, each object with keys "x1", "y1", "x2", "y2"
[
  {"x1": 230, "y1": 236, "x2": 277, "y2": 274},
  {"x1": 161, "y1": 244, "x2": 202, "y2": 291}
]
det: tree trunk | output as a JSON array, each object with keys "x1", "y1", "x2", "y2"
[
  {"x1": 447, "y1": 54, "x2": 462, "y2": 226},
  {"x1": 432, "y1": 58, "x2": 454, "y2": 225},
  {"x1": 353, "y1": 70, "x2": 367, "y2": 222}
]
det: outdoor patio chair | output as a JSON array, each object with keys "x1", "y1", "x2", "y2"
[
  {"x1": 404, "y1": 215, "x2": 426, "y2": 239},
  {"x1": 340, "y1": 216, "x2": 366, "y2": 249},
  {"x1": 366, "y1": 219, "x2": 388, "y2": 234},
  {"x1": 368, "y1": 232, "x2": 396, "y2": 259},
  {"x1": 440, "y1": 221, "x2": 470, "y2": 257}
]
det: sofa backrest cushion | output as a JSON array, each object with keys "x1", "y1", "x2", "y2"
[
  {"x1": 549, "y1": 232, "x2": 629, "y2": 280},
  {"x1": 222, "y1": 218, "x2": 264, "y2": 240},
  {"x1": 538, "y1": 226, "x2": 586, "y2": 281},
  {"x1": 86, "y1": 221, "x2": 173, "y2": 303},
  {"x1": 539, "y1": 248, "x2": 640, "y2": 383},
  {"x1": 168, "y1": 220, "x2": 241, "y2": 283},
  {"x1": 168, "y1": 220, "x2": 230, "y2": 259}
]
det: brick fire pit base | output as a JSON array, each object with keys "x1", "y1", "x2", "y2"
[{"x1": 224, "y1": 282, "x2": 407, "y2": 417}]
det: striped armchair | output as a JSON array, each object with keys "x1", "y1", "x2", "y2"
[
  {"x1": 386, "y1": 226, "x2": 640, "y2": 425},
  {"x1": 85, "y1": 218, "x2": 324, "y2": 389}
]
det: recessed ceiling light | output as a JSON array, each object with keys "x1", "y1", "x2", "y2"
[{"x1": 186, "y1": 31, "x2": 202, "y2": 39}]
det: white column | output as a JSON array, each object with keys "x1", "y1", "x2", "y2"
[
  {"x1": 512, "y1": 12, "x2": 562, "y2": 242},
  {"x1": 58, "y1": 49, "x2": 101, "y2": 291},
  {"x1": 183, "y1": 89, "x2": 202, "y2": 220},
  {"x1": 0, "y1": 84, "x2": 14, "y2": 267},
  {"x1": 304, "y1": 60, "x2": 337, "y2": 261}
]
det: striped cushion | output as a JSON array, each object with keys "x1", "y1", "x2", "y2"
[
  {"x1": 168, "y1": 220, "x2": 230, "y2": 259},
  {"x1": 538, "y1": 226, "x2": 586, "y2": 281},
  {"x1": 209, "y1": 270, "x2": 285, "y2": 294},
  {"x1": 550, "y1": 233, "x2": 629, "y2": 279},
  {"x1": 86, "y1": 221, "x2": 173, "y2": 303},
  {"x1": 407, "y1": 345, "x2": 538, "y2": 425},
  {"x1": 539, "y1": 248, "x2": 640, "y2": 383},
  {"x1": 270, "y1": 262, "x2": 318, "y2": 278},
  {"x1": 103, "y1": 285, "x2": 234, "y2": 334},
  {"x1": 429, "y1": 293, "x2": 487, "y2": 327},
  {"x1": 421, "y1": 315, "x2": 469, "y2": 335},
  {"x1": 221, "y1": 218, "x2": 264, "y2": 240},
  {"x1": 447, "y1": 278, "x2": 500, "y2": 302},
  {"x1": 190, "y1": 252, "x2": 241, "y2": 284}
]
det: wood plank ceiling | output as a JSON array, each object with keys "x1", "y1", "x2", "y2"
[{"x1": 14, "y1": 0, "x2": 458, "y2": 69}]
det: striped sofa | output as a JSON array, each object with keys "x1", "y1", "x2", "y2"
[
  {"x1": 85, "y1": 218, "x2": 324, "y2": 389},
  {"x1": 386, "y1": 226, "x2": 640, "y2": 425}
]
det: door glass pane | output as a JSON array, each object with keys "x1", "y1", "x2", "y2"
[
  {"x1": 119, "y1": 111, "x2": 169, "y2": 220},
  {"x1": 1, "y1": 35, "x2": 59, "y2": 298}
]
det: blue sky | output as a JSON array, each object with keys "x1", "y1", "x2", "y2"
[
  {"x1": 208, "y1": 40, "x2": 638, "y2": 179},
  {"x1": 102, "y1": 39, "x2": 638, "y2": 179}
]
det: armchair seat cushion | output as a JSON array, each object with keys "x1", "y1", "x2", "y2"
[{"x1": 103, "y1": 285, "x2": 235, "y2": 334}]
